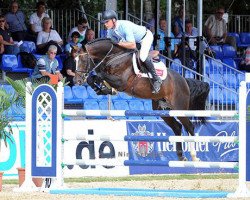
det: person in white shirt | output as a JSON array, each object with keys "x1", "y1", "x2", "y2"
[
  {"x1": 67, "y1": 18, "x2": 88, "y2": 43},
  {"x1": 29, "y1": 1, "x2": 49, "y2": 41},
  {"x1": 36, "y1": 17, "x2": 63, "y2": 54}
]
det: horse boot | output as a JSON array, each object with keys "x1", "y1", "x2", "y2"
[{"x1": 143, "y1": 57, "x2": 162, "y2": 93}]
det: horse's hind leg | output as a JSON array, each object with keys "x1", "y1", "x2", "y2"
[
  {"x1": 178, "y1": 117, "x2": 200, "y2": 161},
  {"x1": 162, "y1": 117, "x2": 188, "y2": 161}
]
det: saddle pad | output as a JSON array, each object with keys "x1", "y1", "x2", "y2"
[{"x1": 132, "y1": 53, "x2": 167, "y2": 80}]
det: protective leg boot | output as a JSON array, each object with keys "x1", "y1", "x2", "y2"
[{"x1": 144, "y1": 58, "x2": 162, "y2": 93}]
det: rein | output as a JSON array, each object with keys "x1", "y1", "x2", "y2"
[{"x1": 86, "y1": 44, "x2": 114, "y2": 72}]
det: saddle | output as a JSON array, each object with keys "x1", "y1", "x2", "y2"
[{"x1": 132, "y1": 50, "x2": 167, "y2": 80}]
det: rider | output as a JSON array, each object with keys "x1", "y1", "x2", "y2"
[{"x1": 101, "y1": 10, "x2": 162, "y2": 94}]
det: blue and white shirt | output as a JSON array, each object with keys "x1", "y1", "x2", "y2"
[
  {"x1": 32, "y1": 55, "x2": 59, "y2": 79},
  {"x1": 107, "y1": 20, "x2": 147, "y2": 43}
]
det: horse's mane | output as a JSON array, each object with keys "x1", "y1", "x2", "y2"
[{"x1": 86, "y1": 38, "x2": 111, "y2": 46}]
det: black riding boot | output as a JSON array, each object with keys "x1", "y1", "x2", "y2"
[{"x1": 143, "y1": 58, "x2": 162, "y2": 93}]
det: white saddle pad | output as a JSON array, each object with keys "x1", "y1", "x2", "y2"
[{"x1": 132, "y1": 53, "x2": 167, "y2": 80}]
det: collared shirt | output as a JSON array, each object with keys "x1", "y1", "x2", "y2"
[
  {"x1": 204, "y1": 14, "x2": 227, "y2": 38},
  {"x1": 107, "y1": 20, "x2": 147, "y2": 43},
  {"x1": 29, "y1": 12, "x2": 49, "y2": 33},
  {"x1": 5, "y1": 10, "x2": 27, "y2": 32},
  {"x1": 32, "y1": 55, "x2": 59, "y2": 79}
]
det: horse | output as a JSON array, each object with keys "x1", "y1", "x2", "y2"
[{"x1": 84, "y1": 38, "x2": 210, "y2": 161}]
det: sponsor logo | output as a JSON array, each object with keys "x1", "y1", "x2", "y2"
[{"x1": 130, "y1": 124, "x2": 154, "y2": 157}]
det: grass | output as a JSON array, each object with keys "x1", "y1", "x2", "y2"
[{"x1": 3, "y1": 174, "x2": 238, "y2": 185}]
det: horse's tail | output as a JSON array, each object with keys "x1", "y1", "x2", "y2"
[{"x1": 185, "y1": 78, "x2": 210, "y2": 123}]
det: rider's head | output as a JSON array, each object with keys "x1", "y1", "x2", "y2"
[{"x1": 101, "y1": 10, "x2": 117, "y2": 29}]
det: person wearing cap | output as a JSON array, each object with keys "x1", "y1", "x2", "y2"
[
  {"x1": 31, "y1": 45, "x2": 63, "y2": 82},
  {"x1": 101, "y1": 10, "x2": 162, "y2": 94}
]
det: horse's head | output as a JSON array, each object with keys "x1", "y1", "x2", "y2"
[{"x1": 84, "y1": 38, "x2": 131, "y2": 73}]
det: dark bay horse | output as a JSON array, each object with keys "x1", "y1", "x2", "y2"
[{"x1": 85, "y1": 38, "x2": 210, "y2": 161}]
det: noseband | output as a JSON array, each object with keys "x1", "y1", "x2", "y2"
[{"x1": 85, "y1": 44, "x2": 114, "y2": 73}]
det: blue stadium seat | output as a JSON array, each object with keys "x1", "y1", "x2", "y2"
[
  {"x1": 119, "y1": 92, "x2": 133, "y2": 100},
  {"x1": 144, "y1": 100, "x2": 153, "y2": 110},
  {"x1": 222, "y1": 58, "x2": 237, "y2": 71},
  {"x1": 223, "y1": 89, "x2": 238, "y2": 104},
  {"x1": 210, "y1": 45, "x2": 223, "y2": 59},
  {"x1": 56, "y1": 55, "x2": 63, "y2": 70},
  {"x1": 208, "y1": 58, "x2": 223, "y2": 74},
  {"x1": 184, "y1": 70, "x2": 195, "y2": 79},
  {"x1": 64, "y1": 86, "x2": 83, "y2": 104},
  {"x1": 239, "y1": 32, "x2": 250, "y2": 47},
  {"x1": 86, "y1": 86, "x2": 104, "y2": 100},
  {"x1": 127, "y1": 100, "x2": 143, "y2": 120},
  {"x1": 72, "y1": 85, "x2": 88, "y2": 100},
  {"x1": 84, "y1": 99, "x2": 99, "y2": 110},
  {"x1": 1, "y1": 54, "x2": 18, "y2": 71},
  {"x1": 222, "y1": 45, "x2": 237, "y2": 58},
  {"x1": 99, "y1": 100, "x2": 114, "y2": 110},
  {"x1": 228, "y1": 32, "x2": 241, "y2": 46},
  {"x1": 20, "y1": 41, "x2": 36, "y2": 53},
  {"x1": 209, "y1": 87, "x2": 223, "y2": 104},
  {"x1": 113, "y1": 100, "x2": 129, "y2": 119},
  {"x1": 209, "y1": 73, "x2": 224, "y2": 86},
  {"x1": 237, "y1": 73, "x2": 245, "y2": 86},
  {"x1": 170, "y1": 58, "x2": 182, "y2": 73},
  {"x1": 16, "y1": 54, "x2": 34, "y2": 74},
  {"x1": 224, "y1": 74, "x2": 237, "y2": 88}
]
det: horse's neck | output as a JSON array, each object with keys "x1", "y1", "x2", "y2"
[{"x1": 106, "y1": 50, "x2": 134, "y2": 66}]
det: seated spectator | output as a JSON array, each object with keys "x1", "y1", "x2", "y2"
[
  {"x1": 81, "y1": 28, "x2": 95, "y2": 50},
  {"x1": 68, "y1": 17, "x2": 88, "y2": 43},
  {"x1": 172, "y1": 6, "x2": 188, "y2": 37},
  {"x1": 31, "y1": 45, "x2": 63, "y2": 82},
  {"x1": 0, "y1": 35, "x2": 4, "y2": 55},
  {"x1": 204, "y1": 7, "x2": 236, "y2": 50},
  {"x1": 5, "y1": 1, "x2": 27, "y2": 41},
  {"x1": 65, "y1": 31, "x2": 82, "y2": 56},
  {"x1": 29, "y1": 1, "x2": 49, "y2": 41},
  {"x1": 61, "y1": 47, "x2": 78, "y2": 87},
  {"x1": 0, "y1": 15, "x2": 20, "y2": 55},
  {"x1": 36, "y1": 17, "x2": 63, "y2": 55},
  {"x1": 239, "y1": 46, "x2": 250, "y2": 71},
  {"x1": 158, "y1": 18, "x2": 179, "y2": 56}
]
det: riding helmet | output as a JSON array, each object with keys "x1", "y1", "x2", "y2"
[{"x1": 101, "y1": 10, "x2": 118, "y2": 23}]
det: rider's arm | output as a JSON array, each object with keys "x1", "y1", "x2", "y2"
[{"x1": 117, "y1": 41, "x2": 136, "y2": 49}]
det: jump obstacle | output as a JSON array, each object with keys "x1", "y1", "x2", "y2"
[{"x1": 16, "y1": 76, "x2": 250, "y2": 198}]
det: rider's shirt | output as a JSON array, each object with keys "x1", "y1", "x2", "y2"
[{"x1": 107, "y1": 20, "x2": 147, "y2": 43}]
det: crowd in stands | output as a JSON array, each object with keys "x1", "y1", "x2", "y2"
[
  {"x1": 0, "y1": 1, "x2": 250, "y2": 91},
  {"x1": 0, "y1": 0, "x2": 96, "y2": 87}
]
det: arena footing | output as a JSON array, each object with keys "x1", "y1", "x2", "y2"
[{"x1": 50, "y1": 187, "x2": 231, "y2": 198}]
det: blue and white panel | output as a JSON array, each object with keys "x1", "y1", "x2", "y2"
[{"x1": 31, "y1": 85, "x2": 57, "y2": 177}]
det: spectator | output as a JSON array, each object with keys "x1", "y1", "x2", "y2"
[
  {"x1": 36, "y1": 17, "x2": 63, "y2": 55},
  {"x1": 68, "y1": 17, "x2": 88, "y2": 43},
  {"x1": 81, "y1": 28, "x2": 95, "y2": 50},
  {"x1": 5, "y1": 1, "x2": 27, "y2": 41},
  {"x1": 239, "y1": 46, "x2": 250, "y2": 71},
  {"x1": 29, "y1": 1, "x2": 49, "y2": 41},
  {"x1": 61, "y1": 47, "x2": 78, "y2": 87},
  {"x1": 204, "y1": 7, "x2": 236, "y2": 50},
  {"x1": 158, "y1": 18, "x2": 179, "y2": 56},
  {"x1": 0, "y1": 15, "x2": 20, "y2": 55},
  {"x1": 172, "y1": 6, "x2": 187, "y2": 37},
  {"x1": 0, "y1": 35, "x2": 4, "y2": 54},
  {"x1": 65, "y1": 31, "x2": 82, "y2": 56},
  {"x1": 31, "y1": 45, "x2": 63, "y2": 82}
]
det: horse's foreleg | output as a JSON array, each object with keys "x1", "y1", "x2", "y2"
[{"x1": 178, "y1": 117, "x2": 200, "y2": 161}]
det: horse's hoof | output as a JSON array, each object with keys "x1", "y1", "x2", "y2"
[
  {"x1": 192, "y1": 157, "x2": 200, "y2": 162},
  {"x1": 179, "y1": 156, "x2": 188, "y2": 161}
]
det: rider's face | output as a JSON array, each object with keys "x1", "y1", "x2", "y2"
[{"x1": 104, "y1": 19, "x2": 115, "y2": 29}]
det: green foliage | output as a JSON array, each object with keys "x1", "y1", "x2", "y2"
[{"x1": 0, "y1": 76, "x2": 67, "y2": 148}]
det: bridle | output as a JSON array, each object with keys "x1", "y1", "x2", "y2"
[{"x1": 85, "y1": 43, "x2": 114, "y2": 73}]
